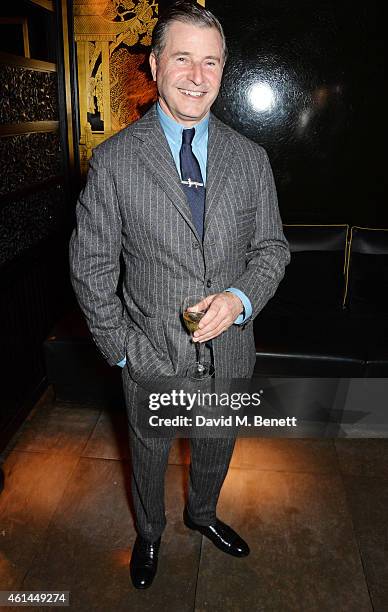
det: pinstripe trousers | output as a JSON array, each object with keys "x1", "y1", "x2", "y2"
[{"x1": 121, "y1": 349, "x2": 236, "y2": 543}]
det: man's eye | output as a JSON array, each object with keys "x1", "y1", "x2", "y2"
[
  {"x1": 206, "y1": 61, "x2": 216, "y2": 67},
  {"x1": 177, "y1": 57, "x2": 187, "y2": 62}
]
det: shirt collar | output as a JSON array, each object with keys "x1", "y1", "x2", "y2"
[{"x1": 157, "y1": 102, "x2": 209, "y2": 146}]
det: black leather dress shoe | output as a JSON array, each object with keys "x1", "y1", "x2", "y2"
[
  {"x1": 130, "y1": 536, "x2": 161, "y2": 589},
  {"x1": 183, "y1": 508, "x2": 250, "y2": 557}
]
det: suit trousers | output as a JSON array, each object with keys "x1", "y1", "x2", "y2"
[{"x1": 121, "y1": 347, "x2": 237, "y2": 543}]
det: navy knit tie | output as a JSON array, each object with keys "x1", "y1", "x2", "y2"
[{"x1": 179, "y1": 128, "x2": 205, "y2": 241}]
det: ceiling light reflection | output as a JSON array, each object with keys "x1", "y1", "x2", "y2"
[{"x1": 248, "y1": 82, "x2": 276, "y2": 112}]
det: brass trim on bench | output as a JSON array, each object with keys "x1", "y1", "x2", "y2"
[
  {"x1": 343, "y1": 226, "x2": 388, "y2": 308},
  {"x1": 283, "y1": 222, "x2": 350, "y2": 283}
]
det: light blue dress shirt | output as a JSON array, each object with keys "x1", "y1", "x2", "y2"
[{"x1": 116, "y1": 105, "x2": 252, "y2": 367}]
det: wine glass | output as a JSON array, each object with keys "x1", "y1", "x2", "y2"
[{"x1": 182, "y1": 295, "x2": 215, "y2": 380}]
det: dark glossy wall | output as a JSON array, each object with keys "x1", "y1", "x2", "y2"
[{"x1": 209, "y1": 0, "x2": 385, "y2": 226}]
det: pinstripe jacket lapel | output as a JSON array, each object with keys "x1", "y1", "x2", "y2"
[
  {"x1": 133, "y1": 105, "x2": 201, "y2": 241},
  {"x1": 205, "y1": 113, "x2": 234, "y2": 233}
]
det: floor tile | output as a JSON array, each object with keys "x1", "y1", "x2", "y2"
[
  {"x1": 341, "y1": 475, "x2": 388, "y2": 612},
  {"x1": 194, "y1": 467, "x2": 372, "y2": 612},
  {"x1": 168, "y1": 438, "x2": 339, "y2": 474},
  {"x1": 21, "y1": 460, "x2": 199, "y2": 611},
  {"x1": 83, "y1": 416, "x2": 192, "y2": 464},
  {"x1": 8, "y1": 400, "x2": 101, "y2": 456},
  {"x1": 82, "y1": 409, "x2": 130, "y2": 460},
  {"x1": 0, "y1": 450, "x2": 80, "y2": 591},
  {"x1": 335, "y1": 439, "x2": 388, "y2": 477},
  {"x1": 230, "y1": 438, "x2": 338, "y2": 474}
]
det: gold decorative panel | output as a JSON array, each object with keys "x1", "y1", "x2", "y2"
[
  {"x1": 74, "y1": 0, "x2": 205, "y2": 172},
  {"x1": 74, "y1": 0, "x2": 159, "y2": 172}
]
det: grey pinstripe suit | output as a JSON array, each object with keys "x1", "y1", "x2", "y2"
[{"x1": 69, "y1": 103, "x2": 290, "y2": 540}]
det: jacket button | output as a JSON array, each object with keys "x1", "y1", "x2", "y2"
[
  {"x1": 206, "y1": 279, "x2": 212, "y2": 288},
  {"x1": 193, "y1": 242, "x2": 200, "y2": 249}
]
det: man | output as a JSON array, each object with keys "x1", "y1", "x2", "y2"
[{"x1": 69, "y1": 0, "x2": 290, "y2": 590}]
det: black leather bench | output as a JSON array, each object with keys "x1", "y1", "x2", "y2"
[
  {"x1": 253, "y1": 225, "x2": 388, "y2": 377},
  {"x1": 345, "y1": 227, "x2": 388, "y2": 376},
  {"x1": 44, "y1": 309, "x2": 122, "y2": 404}
]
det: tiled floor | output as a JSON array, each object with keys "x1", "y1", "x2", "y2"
[{"x1": 0, "y1": 387, "x2": 387, "y2": 611}]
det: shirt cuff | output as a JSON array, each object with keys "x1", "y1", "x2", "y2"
[
  {"x1": 117, "y1": 357, "x2": 126, "y2": 368},
  {"x1": 224, "y1": 288, "x2": 252, "y2": 324}
]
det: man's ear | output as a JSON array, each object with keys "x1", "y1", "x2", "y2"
[{"x1": 149, "y1": 51, "x2": 157, "y2": 81}]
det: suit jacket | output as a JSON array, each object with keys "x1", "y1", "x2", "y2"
[{"x1": 69, "y1": 104, "x2": 290, "y2": 385}]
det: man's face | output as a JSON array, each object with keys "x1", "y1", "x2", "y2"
[{"x1": 149, "y1": 21, "x2": 224, "y2": 127}]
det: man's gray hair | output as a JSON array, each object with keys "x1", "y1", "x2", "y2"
[{"x1": 151, "y1": 0, "x2": 228, "y2": 63}]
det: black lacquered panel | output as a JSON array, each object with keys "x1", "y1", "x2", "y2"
[{"x1": 209, "y1": 0, "x2": 385, "y2": 226}]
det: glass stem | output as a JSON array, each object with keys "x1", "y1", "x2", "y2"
[{"x1": 195, "y1": 339, "x2": 205, "y2": 372}]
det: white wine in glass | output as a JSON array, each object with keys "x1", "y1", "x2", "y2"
[{"x1": 182, "y1": 296, "x2": 215, "y2": 380}]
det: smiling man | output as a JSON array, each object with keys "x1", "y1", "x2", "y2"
[
  {"x1": 149, "y1": 19, "x2": 223, "y2": 126},
  {"x1": 69, "y1": 0, "x2": 290, "y2": 590}
]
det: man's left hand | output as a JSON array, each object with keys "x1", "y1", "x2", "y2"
[{"x1": 192, "y1": 292, "x2": 244, "y2": 342}]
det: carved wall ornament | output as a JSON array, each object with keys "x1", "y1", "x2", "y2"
[{"x1": 74, "y1": 0, "x2": 159, "y2": 173}]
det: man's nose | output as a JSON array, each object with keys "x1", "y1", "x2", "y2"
[{"x1": 189, "y1": 62, "x2": 204, "y2": 85}]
